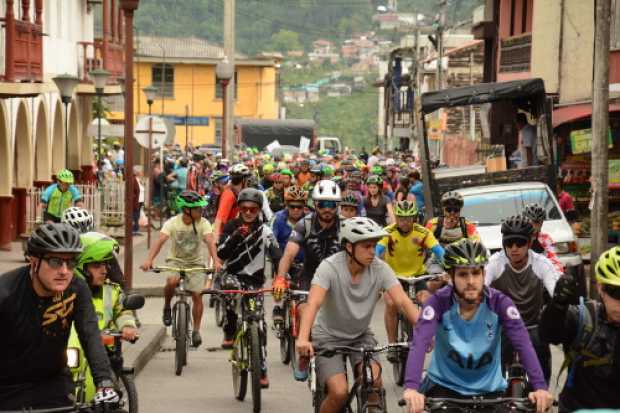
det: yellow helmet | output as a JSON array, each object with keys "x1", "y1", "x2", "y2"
[{"x1": 595, "y1": 246, "x2": 620, "y2": 287}]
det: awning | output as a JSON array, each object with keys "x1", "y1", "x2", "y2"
[{"x1": 553, "y1": 102, "x2": 620, "y2": 128}]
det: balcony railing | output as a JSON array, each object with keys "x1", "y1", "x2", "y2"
[
  {"x1": 1, "y1": 0, "x2": 44, "y2": 82},
  {"x1": 390, "y1": 87, "x2": 414, "y2": 128},
  {"x1": 499, "y1": 32, "x2": 531, "y2": 73},
  {"x1": 78, "y1": 39, "x2": 124, "y2": 82}
]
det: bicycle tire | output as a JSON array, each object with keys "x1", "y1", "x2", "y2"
[
  {"x1": 232, "y1": 331, "x2": 248, "y2": 401},
  {"x1": 356, "y1": 386, "x2": 368, "y2": 413},
  {"x1": 279, "y1": 301, "x2": 291, "y2": 364},
  {"x1": 510, "y1": 380, "x2": 526, "y2": 398},
  {"x1": 174, "y1": 302, "x2": 188, "y2": 376},
  {"x1": 215, "y1": 298, "x2": 225, "y2": 327},
  {"x1": 392, "y1": 317, "x2": 408, "y2": 386},
  {"x1": 313, "y1": 388, "x2": 323, "y2": 413},
  {"x1": 249, "y1": 322, "x2": 262, "y2": 413},
  {"x1": 118, "y1": 373, "x2": 139, "y2": 413}
]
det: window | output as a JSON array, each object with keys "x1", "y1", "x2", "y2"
[
  {"x1": 214, "y1": 118, "x2": 222, "y2": 146},
  {"x1": 216, "y1": 71, "x2": 238, "y2": 99},
  {"x1": 152, "y1": 64, "x2": 174, "y2": 98}
]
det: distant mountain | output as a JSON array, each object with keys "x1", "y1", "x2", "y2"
[{"x1": 134, "y1": 0, "x2": 483, "y2": 56}]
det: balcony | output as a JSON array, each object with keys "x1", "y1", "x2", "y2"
[
  {"x1": 390, "y1": 86, "x2": 414, "y2": 129},
  {"x1": 1, "y1": 0, "x2": 44, "y2": 82},
  {"x1": 499, "y1": 32, "x2": 531, "y2": 74}
]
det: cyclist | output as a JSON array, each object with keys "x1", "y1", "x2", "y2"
[
  {"x1": 217, "y1": 188, "x2": 281, "y2": 386},
  {"x1": 204, "y1": 170, "x2": 229, "y2": 222},
  {"x1": 140, "y1": 191, "x2": 219, "y2": 348},
  {"x1": 425, "y1": 191, "x2": 480, "y2": 246},
  {"x1": 261, "y1": 163, "x2": 275, "y2": 190},
  {"x1": 0, "y1": 223, "x2": 118, "y2": 410},
  {"x1": 296, "y1": 159, "x2": 312, "y2": 186},
  {"x1": 485, "y1": 215, "x2": 561, "y2": 382},
  {"x1": 296, "y1": 217, "x2": 419, "y2": 412},
  {"x1": 265, "y1": 173, "x2": 286, "y2": 213},
  {"x1": 522, "y1": 203, "x2": 564, "y2": 273},
  {"x1": 402, "y1": 239, "x2": 553, "y2": 413},
  {"x1": 540, "y1": 246, "x2": 620, "y2": 411},
  {"x1": 364, "y1": 175, "x2": 395, "y2": 227},
  {"x1": 376, "y1": 200, "x2": 444, "y2": 360},
  {"x1": 339, "y1": 193, "x2": 360, "y2": 219},
  {"x1": 213, "y1": 163, "x2": 251, "y2": 238},
  {"x1": 40, "y1": 169, "x2": 83, "y2": 223},
  {"x1": 62, "y1": 206, "x2": 95, "y2": 234}
]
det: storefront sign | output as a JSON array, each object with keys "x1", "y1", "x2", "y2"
[
  {"x1": 570, "y1": 128, "x2": 612, "y2": 154},
  {"x1": 609, "y1": 159, "x2": 620, "y2": 189}
]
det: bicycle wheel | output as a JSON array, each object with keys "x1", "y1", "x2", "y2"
[
  {"x1": 356, "y1": 386, "x2": 369, "y2": 413},
  {"x1": 510, "y1": 379, "x2": 526, "y2": 398},
  {"x1": 174, "y1": 302, "x2": 188, "y2": 376},
  {"x1": 313, "y1": 388, "x2": 324, "y2": 413},
  {"x1": 118, "y1": 373, "x2": 139, "y2": 413},
  {"x1": 392, "y1": 317, "x2": 408, "y2": 386},
  {"x1": 279, "y1": 301, "x2": 291, "y2": 364},
  {"x1": 232, "y1": 331, "x2": 248, "y2": 401},
  {"x1": 249, "y1": 322, "x2": 262, "y2": 413},
  {"x1": 215, "y1": 298, "x2": 225, "y2": 327}
]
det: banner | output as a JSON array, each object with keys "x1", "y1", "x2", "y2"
[{"x1": 569, "y1": 128, "x2": 612, "y2": 154}]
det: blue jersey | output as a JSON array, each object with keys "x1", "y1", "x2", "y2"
[
  {"x1": 404, "y1": 286, "x2": 547, "y2": 395},
  {"x1": 272, "y1": 209, "x2": 303, "y2": 263}
]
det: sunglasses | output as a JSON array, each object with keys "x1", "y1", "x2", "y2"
[
  {"x1": 316, "y1": 200, "x2": 337, "y2": 209},
  {"x1": 444, "y1": 207, "x2": 460, "y2": 214},
  {"x1": 288, "y1": 204, "x2": 305, "y2": 210},
  {"x1": 240, "y1": 206, "x2": 260, "y2": 214},
  {"x1": 603, "y1": 284, "x2": 620, "y2": 300},
  {"x1": 502, "y1": 238, "x2": 529, "y2": 248},
  {"x1": 44, "y1": 256, "x2": 78, "y2": 270}
]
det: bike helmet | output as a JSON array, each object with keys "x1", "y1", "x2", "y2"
[
  {"x1": 322, "y1": 165, "x2": 335, "y2": 177},
  {"x1": 76, "y1": 232, "x2": 119, "y2": 275},
  {"x1": 523, "y1": 203, "x2": 546, "y2": 223},
  {"x1": 176, "y1": 191, "x2": 207, "y2": 210},
  {"x1": 284, "y1": 186, "x2": 308, "y2": 202},
  {"x1": 61, "y1": 207, "x2": 95, "y2": 234},
  {"x1": 595, "y1": 246, "x2": 620, "y2": 287},
  {"x1": 339, "y1": 217, "x2": 388, "y2": 245},
  {"x1": 57, "y1": 169, "x2": 75, "y2": 184},
  {"x1": 26, "y1": 223, "x2": 83, "y2": 257},
  {"x1": 441, "y1": 191, "x2": 464, "y2": 208},
  {"x1": 366, "y1": 175, "x2": 383, "y2": 186},
  {"x1": 501, "y1": 215, "x2": 534, "y2": 240},
  {"x1": 394, "y1": 200, "x2": 418, "y2": 217},
  {"x1": 310, "y1": 165, "x2": 322, "y2": 175},
  {"x1": 230, "y1": 163, "x2": 251, "y2": 177},
  {"x1": 443, "y1": 239, "x2": 489, "y2": 270},
  {"x1": 312, "y1": 179, "x2": 342, "y2": 201},
  {"x1": 371, "y1": 165, "x2": 383, "y2": 176},
  {"x1": 340, "y1": 194, "x2": 360, "y2": 207},
  {"x1": 279, "y1": 168, "x2": 294, "y2": 178},
  {"x1": 262, "y1": 163, "x2": 275, "y2": 174},
  {"x1": 211, "y1": 170, "x2": 229, "y2": 184},
  {"x1": 237, "y1": 188, "x2": 264, "y2": 207}
]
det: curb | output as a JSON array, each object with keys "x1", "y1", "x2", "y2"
[{"x1": 124, "y1": 324, "x2": 166, "y2": 376}]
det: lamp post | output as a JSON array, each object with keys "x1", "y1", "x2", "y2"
[
  {"x1": 142, "y1": 85, "x2": 157, "y2": 248},
  {"x1": 89, "y1": 69, "x2": 110, "y2": 166},
  {"x1": 53, "y1": 74, "x2": 80, "y2": 168},
  {"x1": 216, "y1": 57, "x2": 234, "y2": 158}
]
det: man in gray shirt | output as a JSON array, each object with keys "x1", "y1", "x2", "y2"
[
  {"x1": 297, "y1": 217, "x2": 419, "y2": 413},
  {"x1": 517, "y1": 113, "x2": 538, "y2": 167}
]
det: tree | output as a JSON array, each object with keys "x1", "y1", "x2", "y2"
[{"x1": 269, "y1": 30, "x2": 303, "y2": 53}]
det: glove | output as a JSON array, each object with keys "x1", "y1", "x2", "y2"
[
  {"x1": 94, "y1": 382, "x2": 120, "y2": 406},
  {"x1": 553, "y1": 274, "x2": 576, "y2": 306},
  {"x1": 272, "y1": 276, "x2": 289, "y2": 301}
]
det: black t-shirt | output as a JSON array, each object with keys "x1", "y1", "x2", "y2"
[{"x1": 0, "y1": 266, "x2": 111, "y2": 390}]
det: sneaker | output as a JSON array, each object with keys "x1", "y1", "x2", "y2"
[
  {"x1": 260, "y1": 374, "x2": 270, "y2": 389},
  {"x1": 192, "y1": 331, "x2": 202, "y2": 348},
  {"x1": 162, "y1": 307, "x2": 172, "y2": 327},
  {"x1": 294, "y1": 356, "x2": 309, "y2": 382}
]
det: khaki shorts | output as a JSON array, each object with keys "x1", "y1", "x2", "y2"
[
  {"x1": 313, "y1": 331, "x2": 379, "y2": 388},
  {"x1": 168, "y1": 271, "x2": 206, "y2": 293}
]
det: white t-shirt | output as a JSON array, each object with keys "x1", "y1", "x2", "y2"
[
  {"x1": 519, "y1": 124, "x2": 538, "y2": 167},
  {"x1": 161, "y1": 215, "x2": 213, "y2": 265}
]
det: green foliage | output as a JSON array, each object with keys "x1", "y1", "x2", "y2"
[{"x1": 269, "y1": 30, "x2": 303, "y2": 54}]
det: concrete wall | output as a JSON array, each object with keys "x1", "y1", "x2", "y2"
[{"x1": 530, "y1": 0, "x2": 561, "y2": 94}]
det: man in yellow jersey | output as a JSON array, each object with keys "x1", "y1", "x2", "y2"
[{"x1": 376, "y1": 200, "x2": 444, "y2": 362}]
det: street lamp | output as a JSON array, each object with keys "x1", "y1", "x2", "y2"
[
  {"x1": 53, "y1": 74, "x2": 80, "y2": 168},
  {"x1": 216, "y1": 56, "x2": 234, "y2": 158},
  {"x1": 89, "y1": 68, "x2": 110, "y2": 166}
]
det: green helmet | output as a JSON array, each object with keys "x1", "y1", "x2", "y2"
[
  {"x1": 366, "y1": 175, "x2": 383, "y2": 186},
  {"x1": 322, "y1": 165, "x2": 334, "y2": 177},
  {"x1": 279, "y1": 168, "x2": 294, "y2": 178},
  {"x1": 76, "y1": 232, "x2": 119, "y2": 276},
  {"x1": 443, "y1": 239, "x2": 488, "y2": 270},
  {"x1": 595, "y1": 246, "x2": 620, "y2": 287},
  {"x1": 371, "y1": 165, "x2": 383, "y2": 176},
  {"x1": 57, "y1": 169, "x2": 75, "y2": 184},
  {"x1": 394, "y1": 200, "x2": 418, "y2": 217},
  {"x1": 176, "y1": 191, "x2": 207, "y2": 210}
]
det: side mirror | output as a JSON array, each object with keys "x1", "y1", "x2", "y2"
[{"x1": 122, "y1": 294, "x2": 145, "y2": 311}]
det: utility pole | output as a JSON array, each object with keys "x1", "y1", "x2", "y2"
[
  {"x1": 224, "y1": 0, "x2": 236, "y2": 158},
  {"x1": 436, "y1": 0, "x2": 448, "y2": 90},
  {"x1": 590, "y1": 0, "x2": 611, "y2": 297}
]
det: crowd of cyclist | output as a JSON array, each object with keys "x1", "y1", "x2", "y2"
[{"x1": 1, "y1": 146, "x2": 619, "y2": 413}]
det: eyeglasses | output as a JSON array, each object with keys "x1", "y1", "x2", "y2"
[
  {"x1": 444, "y1": 207, "x2": 460, "y2": 214},
  {"x1": 502, "y1": 238, "x2": 529, "y2": 248},
  {"x1": 603, "y1": 284, "x2": 620, "y2": 300},
  {"x1": 240, "y1": 206, "x2": 260, "y2": 214},
  {"x1": 316, "y1": 200, "x2": 337, "y2": 209},
  {"x1": 288, "y1": 204, "x2": 305, "y2": 210},
  {"x1": 43, "y1": 256, "x2": 78, "y2": 270}
]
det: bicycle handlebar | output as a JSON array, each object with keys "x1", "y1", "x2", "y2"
[
  {"x1": 397, "y1": 397, "x2": 536, "y2": 410},
  {"x1": 395, "y1": 274, "x2": 445, "y2": 285},
  {"x1": 150, "y1": 266, "x2": 213, "y2": 274},
  {"x1": 201, "y1": 288, "x2": 273, "y2": 296},
  {"x1": 315, "y1": 342, "x2": 409, "y2": 357}
]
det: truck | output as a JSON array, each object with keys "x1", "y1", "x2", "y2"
[{"x1": 234, "y1": 119, "x2": 316, "y2": 151}]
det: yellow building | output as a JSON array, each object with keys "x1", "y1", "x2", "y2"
[{"x1": 113, "y1": 36, "x2": 280, "y2": 146}]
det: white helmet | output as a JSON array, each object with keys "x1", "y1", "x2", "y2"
[
  {"x1": 230, "y1": 163, "x2": 250, "y2": 176},
  {"x1": 61, "y1": 207, "x2": 94, "y2": 234},
  {"x1": 312, "y1": 179, "x2": 341, "y2": 201},
  {"x1": 339, "y1": 217, "x2": 388, "y2": 244}
]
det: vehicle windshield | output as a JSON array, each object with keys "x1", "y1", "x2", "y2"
[{"x1": 461, "y1": 188, "x2": 562, "y2": 226}]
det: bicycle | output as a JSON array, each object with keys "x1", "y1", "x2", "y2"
[
  {"x1": 208, "y1": 271, "x2": 228, "y2": 328},
  {"x1": 392, "y1": 274, "x2": 444, "y2": 386},
  {"x1": 308, "y1": 342, "x2": 409, "y2": 413},
  {"x1": 397, "y1": 396, "x2": 537, "y2": 413},
  {"x1": 0, "y1": 405, "x2": 128, "y2": 413},
  {"x1": 203, "y1": 288, "x2": 272, "y2": 413},
  {"x1": 151, "y1": 266, "x2": 213, "y2": 376},
  {"x1": 505, "y1": 352, "x2": 529, "y2": 398},
  {"x1": 274, "y1": 288, "x2": 309, "y2": 369}
]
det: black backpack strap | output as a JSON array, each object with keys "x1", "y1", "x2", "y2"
[
  {"x1": 433, "y1": 217, "x2": 444, "y2": 240},
  {"x1": 459, "y1": 217, "x2": 468, "y2": 238}
]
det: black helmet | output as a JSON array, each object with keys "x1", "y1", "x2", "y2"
[
  {"x1": 501, "y1": 215, "x2": 534, "y2": 240},
  {"x1": 26, "y1": 223, "x2": 83, "y2": 257},
  {"x1": 441, "y1": 191, "x2": 464, "y2": 208},
  {"x1": 443, "y1": 239, "x2": 489, "y2": 270},
  {"x1": 237, "y1": 188, "x2": 263, "y2": 207},
  {"x1": 522, "y1": 203, "x2": 546, "y2": 223}
]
